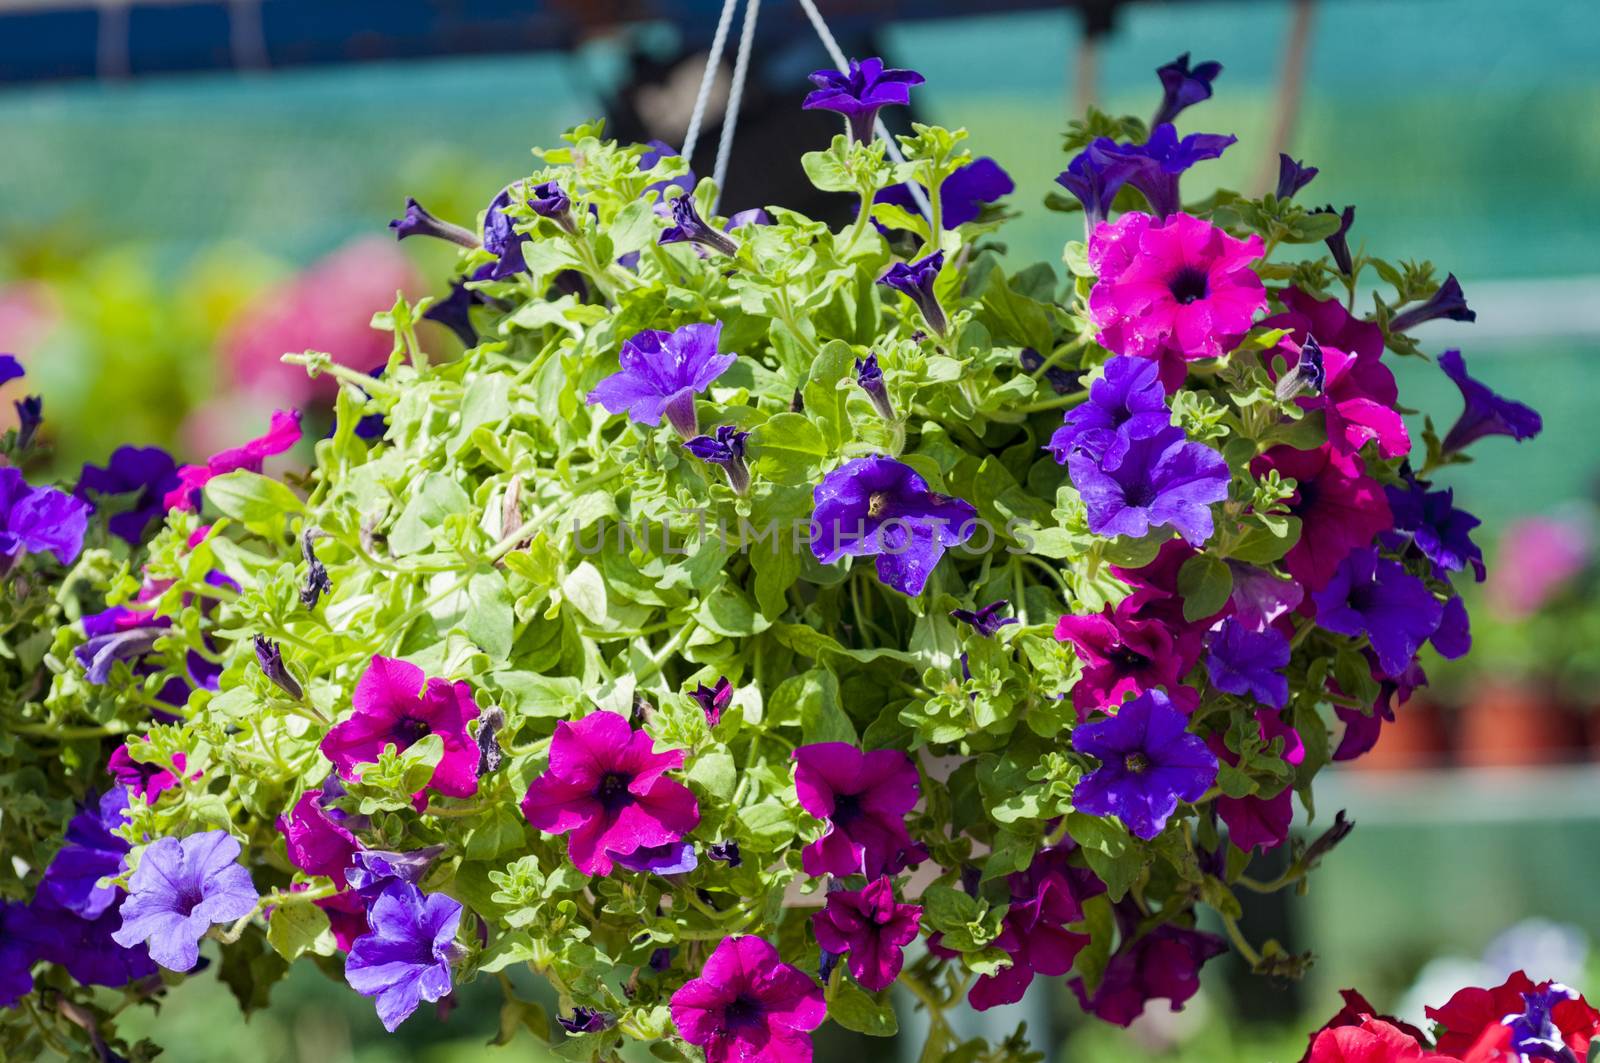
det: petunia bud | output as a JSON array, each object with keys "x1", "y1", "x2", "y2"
[
  {"x1": 1274, "y1": 335, "x2": 1326, "y2": 402},
  {"x1": 1313, "y1": 204, "x2": 1356, "y2": 275},
  {"x1": 254, "y1": 636, "x2": 303, "y2": 700},
  {"x1": 1389, "y1": 273, "x2": 1475, "y2": 333},
  {"x1": 388, "y1": 197, "x2": 479, "y2": 249},
  {"x1": 683, "y1": 427, "x2": 751, "y2": 495},
  {"x1": 854, "y1": 353, "x2": 896, "y2": 421},
  {"x1": 527, "y1": 180, "x2": 575, "y2": 234},
  {"x1": 1274, "y1": 154, "x2": 1319, "y2": 201},
  {"x1": 688, "y1": 677, "x2": 733, "y2": 725},
  {"x1": 878, "y1": 251, "x2": 948, "y2": 336},
  {"x1": 14, "y1": 395, "x2": 42, "y2": 450},
  {"x1": 659, "y1": 195, "x2": 739, "y2": 257},
  {"x1": 1152, "y1": 53, "x2": 1222, "y2": 128},
  {"x1": 1302, "y1": 809, "x2": 1353, "y2": 867},
  {"x1": 557, "y1": 1007, "x2": 614, "y2": 1035}
]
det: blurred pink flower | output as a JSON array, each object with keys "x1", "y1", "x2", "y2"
[{"x1": 1487, "y1": 516, "x2": 1592, "y2": 618}]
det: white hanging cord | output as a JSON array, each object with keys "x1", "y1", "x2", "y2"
[
  {"x1": 681, "y1": 0, "x2": 740, "y2": 168},
  {"x1": 793, "y1": 0, "x2": 934, "y2": 223},
  {"x1": 711, "y1": 0, "x2": 761, "y2": 213}
]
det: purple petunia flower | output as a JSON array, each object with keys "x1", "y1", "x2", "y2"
[
  {"x1": 613, "y1": 840, "x2": 699, "y2": 876},
  {"x1": 40, "y1": 790, "x2": 131, "y2": 920},
  {"x1": 659, "y1": 195, "x2": 740, "y2": 257},
  {"x1": 388, "y1": 197, "x2": 479, "y2": 249},
  {"x1": 527, "y1": 180, "x2": 574, "y2": 231},
  {"x1": 13, "y1": 394, "x2": 42, "y2": 449},
  {"x1": 1089, "y1": 125, "x2": 1236, "y2": 219},
  {"x1": 1274, "y1": 154, "x2": 1319, "y2": 201},
  {"x1": 854, "y1": 353, "x2": 896, "y2": 421},
  {"x1": 1314, "y1": 204, "x2": 1356, "y2": 275},
  {"x1": 1152, "y1": 53, "x2": 1222, "y2": 127},
  {"x1": 1313, "y1": 548, "x2": 1444, "y2": 678},
  {"x1": 108, "y1": 741, "x2": 190, "y2": 803},
  {"x1": 810, "y1": 456, "x2": 978, "y2": 597},
  {"x1": 0, "y1": 901, "x2": 35, "y2": 1006},
  {"x1": 482, "y1": 183, "x2": 535, "y2": 279},
  {"x1": 0, "y1": 354, "x2": 22, "y2": 386},
  {"x1": 1047, "y1": 354, "x2": 1171, "y2": 465},
  {"x1": 112, "y1": 830, "x2": 258, "y2": 972},
  {"x1": 1432, "y1": 595, "x2": 1472, "y2": 660},
  {"x1": 25, "y1": 893, "x2": 157, "y2": 990},
  {"x1": 1390, "y1": 274, "x2": 1475, "y2": 332},
  {"x1": 878, "y1": 251, "x2": 948, "y2": 336},
  {"x1": 345, "y1": 847, "x2": 443, "y2": 899},
  {"x1": 1069, "y1": 916, "x2": 1226, "y2": 1026},
  {"x1": 1205, "y1": 619, "x2": 1290, "y2": 709},
  {"x1": 1502, "y1": 983, "x2": 1582, "y2": 1061},
  {"x1": 1067, "y1": 425, "x2": 1230, "y2": 545},
  {"x1": 875, "y1": 157, "x2": 1014, "y2": 229},
  {"x1": 1437, "y1": 349, "x2": 1542, "y2": 454},
  {"x1": 1273, "y1": 335, "x2": 1326, "y2": 402},
  {"x1": 1056, "y1": 146, "x2": 1142, "y2": 230},
  {"x1": 684, "y1": 425, "x2": 751, "y2": 494},
  {"x1": 639, "y1": 140, "x2": 696, "y2": 199},
  {"x1": 802, "y1": 57, "x2": 925, "y2": 143},
  {"x1": 1383, "y1": 478, "x2": 1485, "y2": 581},
  {"x1": 1226, "y1": 562, "x2": 1304, "y2": 633},
  {"x1": 0, "y1": 467, "x2": 91, "y2": 568},
  {"x1": 689, "y1": 677, "x2": 733, "y2": 725},
  {"x1": 345, "y1": 881, "x2": 464, "y2": 1032},
  {"x1": 558, "y1": 1007, "x2": 616, "y2": 1034},
  {"x1": 587, "y1": 322, "x2": 736, "y2": 439},
  {"x1": 793, "y1": 742, "x2": 921, "y2": 879},
  {"x1": 811, "y1": 876, "x2": 921, "y2": 992},
  {"x1": 76, "y1": 445, "x2": 180, "y2": 545},
  {"x1": 255, "y1": 636, "x2": 303, "y2": 700},
  {"x1": 320, "y1": 655, "x2": 482, "y2": 800},
  {"x1": 708, "y1": 840, "x2": 742, "y2": 867},
  {"x1": 1071, "y1": 688, "x2": 1218, "y2": 840},
  {"x1": 669, "y1": 935, "x2": 826, "y2": 1063},
  {"x1": 951, "y1": 599, "x2": 1016, "y2": 638}
]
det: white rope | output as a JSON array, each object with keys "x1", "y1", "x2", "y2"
[
  {"x1": 711, "y1": 0, "x2": 761, "y2": 214},
  {"x1": 793, "y1": 0, "x2": 934, "y2": 223},
  {"x1": 681, "y1": 0, "x2": 740, "y2": 168}
]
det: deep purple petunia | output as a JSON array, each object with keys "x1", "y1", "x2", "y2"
[
  {"x1": 1056, "y1": 146, "x2": 1141, "y2": 229},
  {"x1": 811, "y1": 876, "x2": 921, "y2": 992},
  {"x1": 793, "y1": 742, "x2": 920, "y2": 878},
  {"x1": 1072, "y1": 688, "x2": 1218, "y2": 840},
  {"x1": 878, "y1": 251, "x2": 948, "y2": 336},
  {"x1": 1432, "y1": 594, "x2": 1472, "y2": 660},
  {"x1": 1503, "y1": 983, "x2": 1582, "y2": 1061},
  {"x1": 255, "y1": 636, "x2": 303, "y2": 700},
  {"x1": 1068, "y1": 425, "x2": 1229, "y2": 545},
  {"x1": 1314, "y1": 204, "x2": 1356, "y2": 275},
  {"x1": 810, "y1": 456, "x2": 978, "y2": 597},
  {"x1": 520, "y1": 711, "x2": 700, "y2": 877},
  {"x1": 613, "y1": 840, "x2": 699, "y2": 876},
  {"x1": 0, "y1": 353, "x2": 21, "y2": 386},
  {"x1": 320, "y1": 655, "x2": 482, "y2": 800},
  {"x1": 526, "y1": 180, "x2": 574, "y2": 230},
  {"x1": 25, "y1": 893, "x2": 157, "y2": 989},
  {"x1": 639, "y1": 139, "x2": 696, "y2": 199},
  {"x1": 112, "y1": 830, "x2": 258, "y2": 972},
  {"x1": 670, "y1": 935, "x2": 826, "y2": 1063},
  {"x1": 40, "y1": 790, "x2": 131, "y2": 920},
  {"x1": 1069, "y1": 917, "x2": 1226, "y2": 1026},
  {"x1": 389, "y1": 197, "x2": 478, "y2": 249},
  {"x1": 1389, "y1": 274, "x2": 1475, "y2": 332},
  {"x1": 76, "y1": 445, "x2": 181, "y2": 544},
  {"x1": 966, "y1": 847, "x2": 1102, "y2": 1010},
  {"x1": 689, "y1": 677, "x2": 733, "y2": 725},
  {"x1": 875, "y1": 156, "x2": 1014, "y2": 229},
  {"x1": 345, "y1": 881, "x2": 464, "y2": 1032},
  {"x1": 1047, "y1": 354, "x2": 1171, "y2": 465},
  {"x1": 854, "y1": 353, "x2": 895, "y2": 421},
  {"x1": 708, "y1": 839, "x2": 742, "y2": 867},
  {"x1": 108, "y1": 741, "x2": 190, "y2": 803},
  {"x1": 558, "y1": 1007, "x2": 616, "y2": 1034},
  {"x1": 1152, "y1": 53, "x2": 1222, "y2": 127},
  {"x1": 1275, "y1": 154, "x2": 1319, "y2": 201},
  {"x1": 802, "y1": 57, "x2": 925, "y2": 143},
  {"x1": 587, "y1": 321, "x2": 735, "y2": 439},
  {"x1": 0, "y1": 901, "x2": 35, "y2": 1006},
  {"x1": 1437, "y1": 349, "x2": 1542, "y2": 455},
  {"x1": 1383, "y1": 478, "x2": 1485, "y2": 581},
  {"x1": 13, "y1": 394, "x2": 42, "y2": 449},
  {"x1": 0, "y1": 467, "x2": 91, "y2": 567},
  {"x1": 279, "y1": 788, "x2": 360, "y2": 882},
  {"x1": 1205, "y1": 619, "x2": 1290, "y2": 709},
  {"x1": 659, "y1": 195, "x2": 740, "y2": 257},
  {"x1": 482, "y1": 183, "x2": 534, "y2": 279},
  {"x1": 684, "y1": 425, "x2": 751, "y2": 494},
  {"x1": 951, "y1": 599, "x2": 1016, "y2": 638},
  {"x1": 1313, "y1": 548, "x2": 1445, "y2": 678},
  {"x1": 1089, "y1": 125, "x2": 1236, "y2": 218}
]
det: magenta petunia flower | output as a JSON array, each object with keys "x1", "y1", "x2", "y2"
[
  {"x1": 108, "y1": 740, "x2": 192, "y2": 803},
  {"x1": 670, "y1": 935, "x2": 826, "y2": 1063},
  {"x1": 1071, "y1": 688, "x2": 1218, "y2": 840},
  {"x1": 164, "y1": 409, "x2": 303, "y2": 512},
  {"x1": 345, "y1": 881, "x2": 464, "y2": 1031},
  {"x1": 792, "y1": 742, "x2": 920, "y2": 879},
  {"x1": 811, "y1": 876, "x2": 921, "y2": 992},
  {"x1": 1487, "y1": 516, "x2": 1590, "y2": 618},
  {"x1": 586, "y1": 322, "x2": 736, "y2": 439},
  {"x1": 279, "y1": 788, "x2": 361, "y2": 881},
  {"x1": 519, "y1": 711, "x2": 700, "y2": 877},
  {"x1": 1054, "y1": 602, "x2": 1190, "y2": 716},
  {"x1": 1210, "y1": 709, "x2": 1304, "y2": 853},
  {"x1": 1088, "y1": 211, "x2": 1265, "y2": 379},
  {"x1": 112, "y1": 830, "x2": 258, "y2": 972},
  {"x1": 1313, "y1": 547, "x2": 1444, "y2": 678},
  {"x1": 320, "y1": 655, "x2": 482, "y2": 800},
  {"x1": 967, "y1": 847, "x2": 1103, "y2": 1010},
  {"x1": 1252, "y1": 444, "x2": 1393, "y2": 592},
  {"x1": 1070, "y1": 916, "x2": 1226, "y2": 1026}
]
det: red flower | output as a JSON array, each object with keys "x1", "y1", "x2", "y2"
[
  {"x1": 1426, "y1": 971, "x2": 1600, "y2": 1059},
  {"x1": 1307, "y1": 1017, "x2": 1454, "y2": 1063}
]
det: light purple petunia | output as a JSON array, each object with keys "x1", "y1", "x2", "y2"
[
  {"x1": 793, "y1": 742, "x2": 921, "y2": 879},
  {"x1": 1437, "y1": 348, "x2": 1542, "y2": 455},
  {"x1": 810, "y1": 456, "x2": 977, "y2": 597},
  {"x1": 344, "y1": 881, "x2": 464, "y2": 1032},
  {"x1": 1067, "y1": 425, "x2": 1229, "y2": 545},
  {"x1": 1312, "y1": 547, "x2": 1445, "y2": 678},
  {"x1": 811, "y1": 876, "x2": 921, "y2": 992},
  {"x1": 1205, "y1": 618, "x2": 1290, "y2": 709},
  {"x1": 112, "y1": 830, "x2": 258, "y2": 972},
  {"x1": 0, "y1": 467, "x2": 91, "y2": 568},
  {"x1": 613, "y1": 840, "x2": 699, "y2": 876},
  {"x1": 587, "y1": 322, "x2": 736, "y2": 439},
  {"x1": 1225, "y1": 561, "x2": 1304, "y2": 632},
  {"x1": 878, "y1": 251, "x2": 947, "y2": 336},
  {"x1": 802, "y1": 57, "x2": 924, "y2": 143},
  {"x1": 1071, "y1": 688, "x2": 1218, "y2": 840},
  {"x1": 1047, "y1": 354, "x2": 1171, "y2": 465}
]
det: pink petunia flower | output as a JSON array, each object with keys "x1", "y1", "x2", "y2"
[
  {"x1": 519, "y1": 711, "x2": 700, "y2": 877},
  {"x1": 1487, "y1": 515, "x2": 1591, "y2": 618},
  {"x1": 811, "y1": 876, "x2": 921, "y2": 992},
  {"x1": 1088, "y1": 211, "x2": 1266, "y2": 388},
  {"x1": 320, "y1": 655, "x2": 481, "y2": 800},
  {"x1": 670, "y1": 936, "x2": 826, "y2": 1063},
  {"x1": 1053, "y1": 601, "x2": 1193, "y2": 717},
  {"x1": 968, "y1": 847, "x2": 1103, "y2": 1010},
  {"x1": 1209, "y1": 709, "x2": 1305, "y2": 853},
  {"x1": 164, "y1": 409, "x2": 303, "y2": 512},
  {"x1": 279, "y1": 788, "x2": 360, "y2": 881},
  {"x1": 792, "y1": 743, "x2": 921, "y2": 879},
  {"x1": 107, "y1": 741, "x2": 194, "y2": 803},
  {"x1": 1252, "y1": 444, "x2": 1393, "y2": 593}
]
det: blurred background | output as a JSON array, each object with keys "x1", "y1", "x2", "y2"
[{"x1": 2, "y1": 0, "x2": 1598, "y2": 1058}]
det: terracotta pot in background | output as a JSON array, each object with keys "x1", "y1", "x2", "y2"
[
  {"x1": 1350, "y1": 695, "x2": 1451, "y2": 772},
  {"x1": 1455, "y1": 682, "x2": 1581, "y2": 767}
]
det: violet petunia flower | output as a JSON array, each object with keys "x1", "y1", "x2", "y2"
[
  {"x1": 320, "y1": 655, "x2": 482, "y2": 800},
  {"x1": 1068, "y1": 425, "x2": 1230, "y2": 545},
  {"x1": 669, "y1": 935, "x2": 826, "y2": 1063},
  {"x1": 1438, "y1": 348, "x2": 1543, "y2": 455},
  {"x1": 965, "y1": 847, "x2": 1103, "y2": 1010},
  {"x1": 689, "y1": 677, "x2": 733, "y2": 725},
  {"x1": 708, "y1": 840, "x2": 742, "y2": 867},
  {"x1": 802, "y1": 57, "x2": 924, "y2": 143},
  {"x1": 854, "y1": 353, "x2": 896, "y2": 421},
  {"x1": 1071, "y1": 688, "x2": 1218, "y2": 840},
  {"x1": 13, "y1": 395, "x2": 42, "y2": 449},
  {"x1": 1383, "y1": 478, "x2": 1485, "y2": 581},
  {"x1": 951, "y1": 599, "x2": 1016, "y2": 638},
  {"x1": 482, "y1": 183, "x2": 535, "y2": 279},
  {"x1": 1313, "y1": 204, "x2": 1356, "y2": 275},
  {"x1": 1226, "y1": 562, "x2": 1304, "y2": 633},
  {"x1": 279, "y1": 788, "x2": 360, "y2": 882},
  {"x1": 1389, "y1": 273, "x2": 1475, "y2": 333},
  {"x1": 1090, "y1": 125, "x2": 1236, "y2": 219},
  {"x1": 811, "y1": 876, "x2": 920, "y2": 992},
  {"x1": 0, "y1": 353, "x2": 21, "y2": 386},
  {"x1": 164, "y1": 409, "x2": 302, "y2": 512},
  {"x1": 1047, "y1": 354, "x2": 1171, "y2": 465},
  {"x1": 878, "y1": 251, "x2": 948, "y2": 336},
  {"x1": 1503, "y1": 983, "x2": 1583, "y2": 1062},
  {"x1": 587, "y1": 322, "x2": 735, "y2": 439},
  {"x1": 1432, "y1": 595, "x2": 1472, "y2": 660},
  {"x1": 659, "y1": 195, "x2": 739, "y2": 257},
  {"x1": 1274, "y1": 154, "x2": 1319, "y2": 201},
  {"x1": 0, "y1": 467, "x2": 91, "y2": 568},
  {"x1": 793, "y1": 742, "x2": 920, "y2": 879},
  {"x1": 1205, "y1": 619, "x2": 1290, "y2": 709},
  {"x1": 1069, "y1": 917, "x2": 1226, "y2": 1026},
  {"x1": 684, "y1": 425, "x2": 751, "y2": 494},
  {"x1": 558, "y1": 1007, "x2": 616, "y2": 1034},
  {"x1": 1313, "y1": 548, "x2": 1444, "y2": 678},
  {"x1": 76, "y1": 445, "x2": 180, "y2": 544},
  {"x1": 25, "y1": 893, "x2": 157, "y2": 990},
  {"x1": 112, "y1": 830, "x2": 258, "y2": 972},
  {"x1": 527, "y1": 180, "x2": 574, "y2": 231},
  {"x1": 810, "y1": 456, "x2": 978, "y2": 597},
  {"x1": 0, "y1": 901, "x2": 35, "y2": 1006},
  {"x1": 613, "y1": 840, "x2": 699, "y2": 876},
  {"x1": 1056, "y1": 146, "x2": 1140, "y2": 230},
  {"x1": 1054, "y1": 602, "x2": 1190, "y2": 716},
  {"x1": 345, "y1": 847, "x2": 443, "y2": 899},
  {"x1": 40, "y1": 790, "x2": 131, "y2": 920},
  {"x1": 1152, "y1": 53, "x2": 1222, "y2": 127},
  {"x1": 345, "y1": 881, "x2": 464, "y2": 1032},
  {"x1": 875, "y1": 157, "x2": 1014, "y2": 229},
  {"x1": 520, "y1": 711, "x2": 700, "y2": 877},
  {"x1": 389, "y1": 197, "x2": 478, "y2": 249}
]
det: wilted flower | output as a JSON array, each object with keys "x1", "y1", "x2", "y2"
[
  {"x1": 558, "y1": 1007, "x2": 615, "y2": 1034},
  {"x1": 587, "y1": 322, "x2": 736, "y2": 439},
  {"x1": 793, "y1": 742, "x2": 920, "y2": 878},
  {"x1": 301, "y1": 531, "x2": 332, "y2": 608},
  {"x1": 708, "y1": 840, "x2": 742, "y2": 867},
  {"x1": 659, "y1": 195, "x2": 740, "y2": 257},
  {"x1": 802, "y1": 57, "x2": 924, "y2": 143},
  {"x1": 689, "y1": 677, "x2": 733, "y2": 725},
  {"x1": 1273, "y1": 335, "x2": 1326, "y2": 402},
  {"x1": 670, "y1": 936, "x2": 826, "y2": 1063},
  {"x1": 112, "y1": 830, "x2": 258, "y2": 972},
  {"x1": 950, "y1": 600, "x2": 1016, "y2": 638},
  {"x1": 345, "y1": 881, "x2": 464, "y2": 1032},
  {"x1": 810, "y1": 456, "x2": 977, "y2": 597},
  {"x1": 1071, "y1": 688, "x2": 1218, "y2": 840},
  {"x1": 13, "y1": 394, "x2": 42, "y2": 449},
  {"x1": 254, "y1": 636, "x2": 303, "y2": 700}
]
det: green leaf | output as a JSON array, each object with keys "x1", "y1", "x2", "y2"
[
  {"x1": 204, "y1": 471, "x2": 303, "y2": 536},
  {"x1": 687, "y1": 751, "x2": 737, "y2": 801},
  {"x1": 828, "y1": 980, "x2": 899, "y2": 1037},
  {"x1": 1177, "y1": 554, "x2": 1233, "y2": 622},
  {"x1": 770, "y1": 668, "x2": 856, "y2": 745},
  {"x1": 561, "y1": 561, "x2": 609, "y2": 625},
  {"x1": 390, "y1": 472, "x2": 472, "y2": 556},
  {"x1": 748, "y1": 413, "x2": 827, "y2": 486},
  {"x1": 464, "y1": 570, "x2": 515, "y2": 662},
  {"x1": 265, "y1": 902, "x2": 334, "y2": 962}
]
